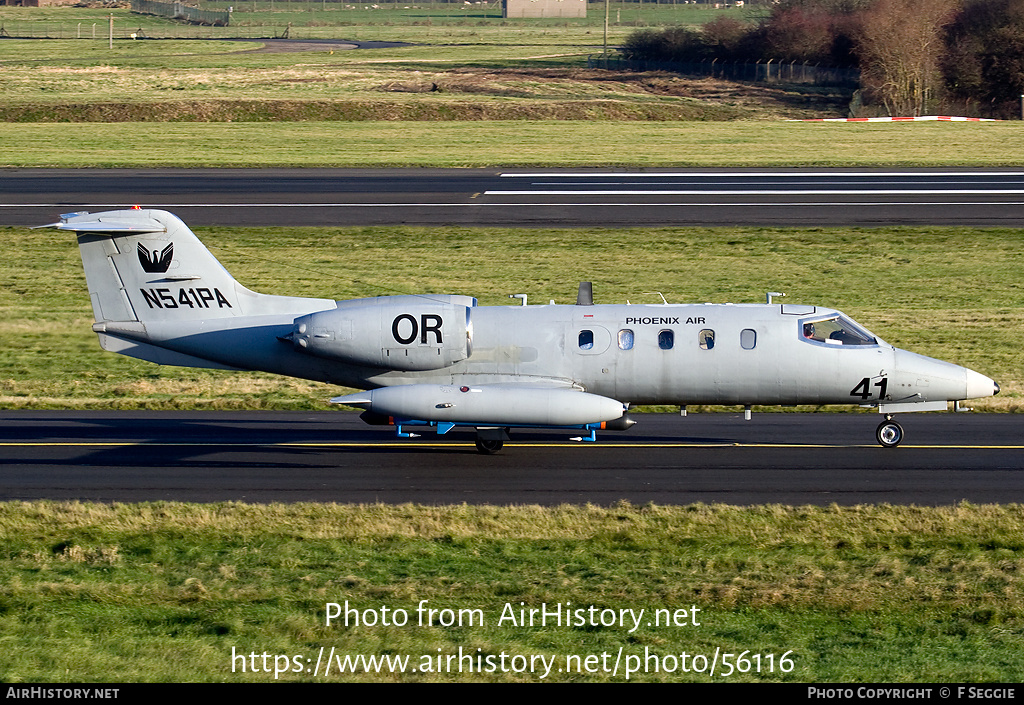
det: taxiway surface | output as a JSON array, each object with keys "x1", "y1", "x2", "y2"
[
  {"x1": 4, "y1": 168, "x2": 1024, "y2": 226},
  {"x1": 3, "y1": 411, "x2": 1022, "y2": 505}
]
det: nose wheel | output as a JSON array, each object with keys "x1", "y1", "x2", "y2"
[{"x1": 875, "y1": 417, "x2": 904, "y2": 448}]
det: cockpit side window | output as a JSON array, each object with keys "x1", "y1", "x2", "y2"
[{"x1": 800, "y1": 316, "x2": 876, "y2": 346}]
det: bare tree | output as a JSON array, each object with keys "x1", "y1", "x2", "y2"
[
  {"x1": 943, "y1": 0, "x2": 1024, "y2": 117},
  {"x1": 856, "y1": 0, "x2": 960, "y2": 116}
]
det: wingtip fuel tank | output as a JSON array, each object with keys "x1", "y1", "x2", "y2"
[{"x1": 331, "y1": 384, "x2": 629, "y2": 428}]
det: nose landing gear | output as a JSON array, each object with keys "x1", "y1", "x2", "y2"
[{"x1": 876, "y1": 416, "x2": 904, "y2": 448}]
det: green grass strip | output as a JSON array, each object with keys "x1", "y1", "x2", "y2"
[
  {"x1": 1, "y1": 500, "x2": 1022, "y2": 682},
  {"x1": 3, "y1": 121, "x2": 1024, "y2": 167}
]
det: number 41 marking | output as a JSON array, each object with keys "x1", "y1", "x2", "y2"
[{"x1": 851, "y1": 377, "x2": 888, "y2": 400}]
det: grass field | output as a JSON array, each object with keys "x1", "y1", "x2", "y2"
[
  {"x1": 0, "y1": 31, "x2": 1016, "y2": 164},
  {"x1": 0, "y1": 3, "x2": 753, "y2": 41},
  {"x1": 0, "y1": 8, "x2": 846, "y2": 125},
  {"x1": 2, "y1": 501, "x2": 1023, "y2": 682},
  {"x1": 0, "y1": 33, "x2": 849, "y2": 123},
  {"x1": 3, "y1": 122, "x2": 1024, "y2": 166}
]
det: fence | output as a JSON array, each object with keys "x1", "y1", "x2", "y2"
[
  {"x1": 593, "y1": 56, "x2": 860, "y2": 87},
  {"x1": 130, "y1": 0, "x2": 231, "y2": 26}
]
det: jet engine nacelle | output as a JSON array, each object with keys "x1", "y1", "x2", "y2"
[{"x1": 290, "y1": 295, "x2": 474, "y2": 371}]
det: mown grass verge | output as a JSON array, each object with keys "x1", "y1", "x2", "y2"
[
  {"x1": 0, "y1": 224, "x2": 1020, "y2": 411},
  {"x1": 0, "y1": 99, "x2": 746, "y2": 123},
  {"x1": 2, "y1": 121, "x2": 1023, "y2": 167},
  {"x1": 1, "y1": 501, "x2": 1022, "y2": 682}
]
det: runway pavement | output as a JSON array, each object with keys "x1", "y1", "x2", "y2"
[
  {"x1": 2, "y1": 411, "x2": 1022, "y2": 505},
  {"x1": 5, "y1": 168, "x2": 1021, "y2": 506},
  {"x1": 4, "y1": 168, "x2": 1024, "y2": 226}
]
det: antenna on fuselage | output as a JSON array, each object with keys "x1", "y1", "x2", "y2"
[
  {"x1": 766, "y1": 291, "x2": 786, "y2": 304},
  {"x1": 576, "y1": 282, "x2": 593, "y2": 306}
]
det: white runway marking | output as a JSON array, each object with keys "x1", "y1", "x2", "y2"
[{"x1": 492, "y1": 171, "x2": 1024, "y2": 196}]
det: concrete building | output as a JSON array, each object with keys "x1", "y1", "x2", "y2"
[{"x1": 503, "y1": 0, "x2": 586, "y2": 19}]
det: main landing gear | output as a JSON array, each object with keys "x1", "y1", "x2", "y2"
[
  {"x1": 475, "y1": 438, "x2": 504, "y2": 454},
  {"x1": 875, "y1": 415, "x2": 904, "y2": 448},
  {"x1": 474, "y1": 428, "x2": 509, "y2": 454}
]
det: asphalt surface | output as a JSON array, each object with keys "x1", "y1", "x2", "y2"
[
  {"x1": 5, "y1": 168, "x2": 1021, "y2": 506},
  {"x1": 233, "y1": 39, "x2": 410, "y2": 53},
  {"x1": 2, "y1": 411, "x2": 1022, "y2": 505},
  {"x1": 5, "y1": 167, "x2": 1024, "y2": 226}
]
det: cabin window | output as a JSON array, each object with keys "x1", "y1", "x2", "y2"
[
  {"x1": 578, "y1": 330, "x2": 594, "y2": 350},
  {"x1": 800, "y1": 315, "x2": 876, "y2": 346},
  {"x1": 699, "y1": 329, "x2": 715, "y2": 350},
  {"x1": 658, "y1": 330, "x2": 674, "y2": 350},
  {"x1": 618, "y1": 329, "x2": 634, "y2": 350},
  {"x1": 740, "y1": 329, "x2": 756, "y2": 350}
]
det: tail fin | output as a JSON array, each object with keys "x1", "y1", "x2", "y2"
[
  {"x1": 43, "y1": 209, "x2": 246, "y2": 324},
  {"x1": 41, "y1": 209, "x2": 333, "y2": 370}
]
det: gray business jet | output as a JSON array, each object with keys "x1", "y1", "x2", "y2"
[{"x1": 43, "y1": 209, "x2": 999, "y2": 453}]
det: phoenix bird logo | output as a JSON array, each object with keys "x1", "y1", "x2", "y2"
[{"x1": 138, "y1": 242, "x2": 174, "y2": 273}]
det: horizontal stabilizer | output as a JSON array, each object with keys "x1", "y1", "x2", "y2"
[
  {"x1": 44, "y1": 221, "x2": 167, "y2": 234},
  {"x1": 36, "y1": 211, "x2": 167, "y2": 235}
]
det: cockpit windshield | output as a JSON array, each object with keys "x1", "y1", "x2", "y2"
[{"x1": 800, "y1": 315, "x2": 877, "y2": 346}]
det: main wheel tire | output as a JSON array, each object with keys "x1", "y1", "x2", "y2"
[
  {"x1": 475, "y1": 438, "x2": 504, "y2": 455},
  {"x1": 876, "y1": 420, "x2": 904, "y2": 448}
]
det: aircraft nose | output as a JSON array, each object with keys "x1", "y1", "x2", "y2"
[
  {"x1": 893, "y1": 349, "x2": 998, "y2": 402},
  {"x1": 965, "y1": 368, "x2": 999, "y2": 400}
]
